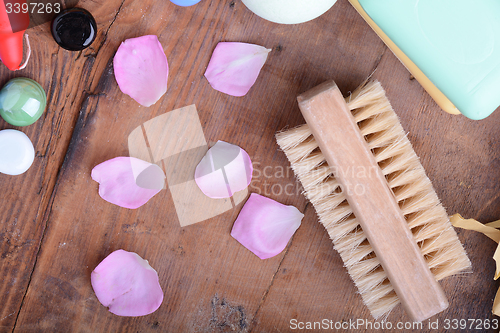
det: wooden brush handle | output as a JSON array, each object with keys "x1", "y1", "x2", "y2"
[{"x1": 297, "y1": 81, "x2": 448, "y2": 322}]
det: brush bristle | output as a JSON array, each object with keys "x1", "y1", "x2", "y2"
[{"x1": 276, "y1": 81, "x2": 471, "y2": 319}]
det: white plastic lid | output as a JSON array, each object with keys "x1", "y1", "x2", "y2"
[
  {"x1": 242, "y1": 0, "x2": 337, "y2": 24},
  {"x1": 0, "y1": 129, "x2": 35, "y2": 175}
]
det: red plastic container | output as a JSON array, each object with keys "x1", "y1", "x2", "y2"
[{"x1": 0, "y1": 0, "x2": 29, "y2": 70}]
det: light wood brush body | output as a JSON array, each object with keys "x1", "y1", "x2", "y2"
[{"x1": 276, "y1": 80, "x2": 470, "y2": 321}]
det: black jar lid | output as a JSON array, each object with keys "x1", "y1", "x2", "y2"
[{"x1": 51, "y1": 8, "x2": 97, "y2": 51}]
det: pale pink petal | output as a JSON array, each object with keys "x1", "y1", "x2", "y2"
[
  {"x1": 91, "y1": 157, "x2": 165, "y2": 209},
  {"x1": 195, "y1": 141, "x2": 253, "y2": 198},
  {"x1": 231, "y1": 193, "x2": 303, "y2": 259},
  {"x1": 91, "y1": 250, "x2": 163, "y2": 317},
  {"x1": 204, "y1": 42, "x2": 271, "y2": 96},
  {"x1": 114, "y1": 35, "x2": 169, "y2": 107}
]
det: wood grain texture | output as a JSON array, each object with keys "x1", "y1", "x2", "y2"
[
  {"x1": 0, "y1": 0, "x2": 497, "y2": 332},
  {"x1": 0, "y1": 0, "x2": 125, "y2": 330}
]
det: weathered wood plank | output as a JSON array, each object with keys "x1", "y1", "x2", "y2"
[{"x1": 0, "y1": 1, "x2": 126, "y2": 331}]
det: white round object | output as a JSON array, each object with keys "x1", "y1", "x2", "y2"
[
  {"x1": 0, "y1": 129, "x2": 35, "y2": 175},
  {"x1": 242, "y1": 0, "x2": 337, "y2": 24}
]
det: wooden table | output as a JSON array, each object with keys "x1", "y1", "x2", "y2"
[{"x1": 1, "y1": 0, "x2": 499, "y2": 331}]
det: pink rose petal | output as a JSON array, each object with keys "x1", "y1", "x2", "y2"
[
  {"x1": 231, "y1": 193, "x2": 303, "y2": 259},
  {"x1": 91, "y1": 157, "x2": 165, "y2": 209},
  {"x1": 114, "y1": 35, "x2": 169, "y2": 107},
  {"x1": 195, "y1": 141, "x2": 253, "y2": 198},
  {"x1": 91, "y1": 250, "x2": 163, "y2": 317},
  {"x1": 204, "y1": 42, "x2": 271, "y2": 96}
]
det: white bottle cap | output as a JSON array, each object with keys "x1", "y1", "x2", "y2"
[
  {"x1": 242, "y1": 0, "x2": 337, "y2": 24},
  {"x1": 0, "y1": 129, "x2": 35, "y2": 175}
]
